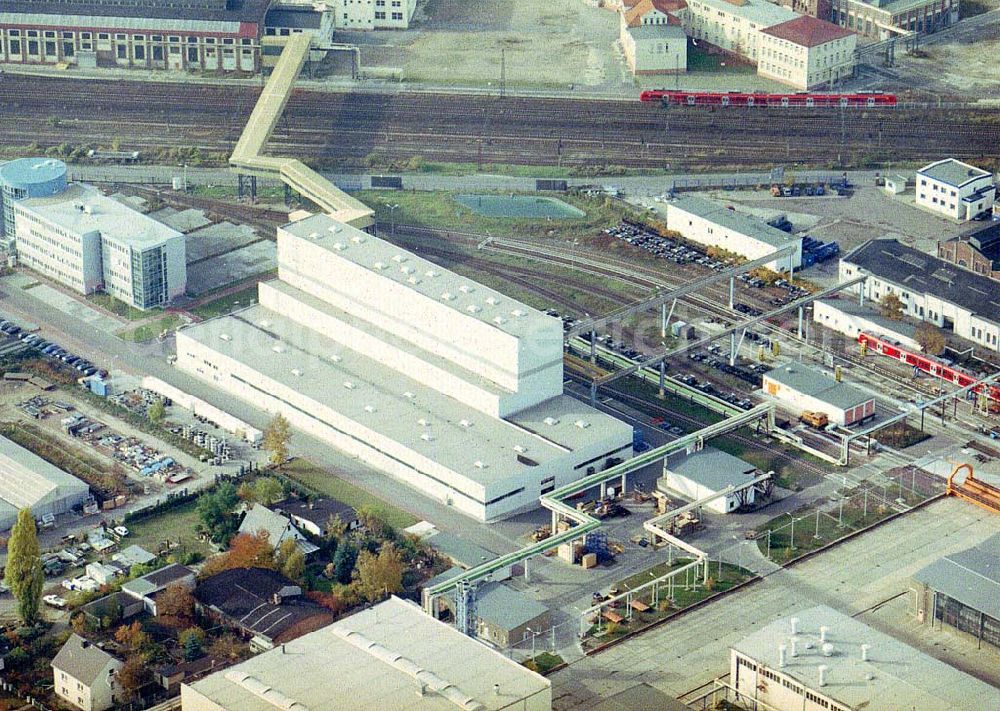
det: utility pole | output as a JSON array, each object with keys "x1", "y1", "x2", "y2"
[{"x1": 500, "y1": 47, "x2": 506, "y2": 99}]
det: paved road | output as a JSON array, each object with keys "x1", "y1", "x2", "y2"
[{"x1": 549, "y1": 496, "x2": 1000, "y2": 709}]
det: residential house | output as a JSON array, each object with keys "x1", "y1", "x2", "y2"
[
  {"x1": 121, "y1": 563, "x2": 196, "y2": 615},
  {"x1": 51, "y1": 634, "x2": 122, "y2": 711},
  {"x1": 272, "y1": 497, "x2": 360, "y2": 537},
  {"x1": 238, "y1": 503, "x2": 320, "y2": 556}
]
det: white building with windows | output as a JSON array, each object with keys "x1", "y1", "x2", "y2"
[
  {"x1": 758, "y1": 15, "x2": 856, "y2": 89},
  {"x1": 840, "y1": 238, "x2": 1000, "y2": 353},
  {"x1": 13, "y1": 183, "x2": 186, "y2": 309},
  {"x1": 683, "y1": 0, "x2": 797, "y2": 63},
  {"x1": 176, "y1": 214, "x2": 632, "y2": 522},
  {"x1": 663, "y1": 195, "x2": 802, "y2": 272},
  {"x1": 730, "y1": 606, "x2": 1000, "y2": 711},
  {"x1": 322, "y1": 0, "x2": 416, "y2": 29},
  {"x1": 659, "y1": 448, "x2": 759, "y2": 513},
  {"x1": 915, "y1": 158, "x2": 995, "y2": 221}
]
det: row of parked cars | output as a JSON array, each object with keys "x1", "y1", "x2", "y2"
[
  {"x1": 605, "y1": 222, "x2": 733, "y2": 270},
  {"x1": 0, "y1": 319, "x2": 105, "y2": 377},
  {"x1": 688, "y1": 343, "x2": 771, "y2": 388}
]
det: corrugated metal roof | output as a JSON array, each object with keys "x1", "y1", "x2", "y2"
[{"x1": 913, "y1": 533, "x2": 1000, "y2": 621}]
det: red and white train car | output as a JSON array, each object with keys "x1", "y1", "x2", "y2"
[{"x1": 639, "y1": 90, "x2": 897, "y2": 108}]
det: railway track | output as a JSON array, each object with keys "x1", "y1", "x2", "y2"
[{"x1": 3, "y1": 75, "x2": 999, "y2": 171}]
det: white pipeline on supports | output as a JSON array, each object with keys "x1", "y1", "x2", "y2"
[
  {"x1": 524, "y1": 556, "x2": 530, "y2": 583},
  {"x1": 729, "y1": 275, "x2": 735, "y2": 310}
]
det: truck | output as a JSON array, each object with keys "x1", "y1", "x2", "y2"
[{"x1": 800, "y1": 411, "x2": 829, "y2": 428}]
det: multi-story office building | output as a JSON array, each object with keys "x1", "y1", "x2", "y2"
[
  {"x1": 832, "y1": 0, "x2": 959, "y2": 39},
  {"x1": 758, "y1": 15, "x2": 856, "y2": 89},
  {"x1": 176, "y1": 213, "x2": 633, "y2": 522},
  {"x1": 0, "y1": 157, "x2": 67, "y2": 247},
  {"x1": 14, "y1": 183, "x2": 186, "y2": 309},
  {"x1": 684, "y1": 0, "x2": 798, "y2": 63},
  {"x1": 915, "y1": 158, "x2": 995, "y2": 221}
]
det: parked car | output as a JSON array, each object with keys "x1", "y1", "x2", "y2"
[
  {"x1": 113, "y1": 525, "x2": 130, "y2": 538},
  {"x1": 43, "y1": 594, "x2": 68, "y2": 609}
]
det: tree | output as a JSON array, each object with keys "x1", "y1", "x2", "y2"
[
  {"x1": 179, "y1": 627, "x2": 205, "y2": 661},
  {"x1": 253, "y1": 477, "x2": 284, "y2": 506},
  {"x1": 915, "y1": 320, "x2": 946, "y2": 354},
  {"x1": 115, "y1": 622, "x2": 150, "y2": 653},
  {"x1": 354, "y1": 543, "x2": 405, "y2": 603},
  {"x1": 196, "y1": 482, "x2": 240, "y2": 543},
  {"x1": 263, "y1": 414, "x2": 292, "y2": 467},
  {"x1": 201, "y1": 531, "x2": 275, "y2": 578},
  {"x1": 281, "y1": 548, "x2": 306, "y2": 584},
  {"x1": 116, "y1": 655, "x2": 149, "y2": 703},
  {"x1": 5, "y1": 509, "x2": 43, "y2": 625},
  {"x1": 323, "y1": 513, "x2": 347, "y2": 542},
  {"x1": 156, "y1": 584, "x2": 195, "y2": 626},
  {"x1": 879, "y1": 293, "x2": 905, "y2": 321},
  {"x1": 147, "y1": 398, "x2": 166, "y2": 424},
  {"x1": 207, "y1": 633, "x2": 245, "y2": 661},
  {"x1": 357, "y1": 505, "x2": 394, "y2": 541},
  {"x1": 332, "y1": 540, "x2": 357, "y2": 584}
]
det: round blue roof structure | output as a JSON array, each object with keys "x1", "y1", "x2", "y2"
[{"x1": 0, "y1": 157, "x2": 68, "y2": 192}]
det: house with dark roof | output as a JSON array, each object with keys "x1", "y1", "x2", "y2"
[
  {"x1": 121, "y1": 563, "x2": 196, "y2": 615},
  {"x1": 51, "y1": 634, "x2": 123, "y2": 711},
  {"x1": 194, "y1": 567, "x2": 334, "y2": 651},
  {"x1": 912, "y1": 533, "x2": 1000, "y2": 649},
  {"x1": 841, "y1": 238, "x2": 1000, "y2": 353},
  {"x1": 938, "y1": 221, "x2": 1000, "y2": 282},
  {"x1": 758, "y1": 15, "x2": 856, "y2": 89},
  {"x1": 272, "y1": 497, "x2": 359, "y2": 537}
]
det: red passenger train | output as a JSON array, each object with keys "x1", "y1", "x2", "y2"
[
  {"x1": 639, "y1": 90, "x2": 897, "y2": 108},
  {"x1": 858, "y1": 332, "x2": 1000, "y2": 403}
]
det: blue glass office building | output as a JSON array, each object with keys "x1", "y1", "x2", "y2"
[{"x1": 0, "y1": 157, "x2": 68, "y2": 242}]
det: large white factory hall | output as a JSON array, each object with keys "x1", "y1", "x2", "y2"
[{"x1": 176, "y1": 214, "x2": 633, "y2": 521}]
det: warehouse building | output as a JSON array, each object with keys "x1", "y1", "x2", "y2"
[
  {"x1": 181, "y1": 596, "x2": 551, "y2": 710},
  {"x1": 176, "y1": 214, "x2": 633, "y2": 522},
  {"x1": 14, "y1": 183, "x2": 186, "y2": 309},
  {"x1": 915, "y1": 158, "x2": 995, "y2": 221},
  {"x1": 938, "y1": 221, "x2": 1000, "y2": 283},
  {"x1": 912, "y1": 533, "x2": 1000, "y2": 650},
  {"x1": 0, "y1": 0, "x2": 270, "y2": 72},
  {"x1": 758, "y1": 15, "x2": 856, "y2": 90},
  {"x1": 0, "y1": 157, "x2": 67, "y2": 246},
  {"x1": 0, "y1": 433, "x2": 90, "y2": 531},
  {"x1": 659, "y1": 447, "x2": 760, "y2": 513},
  {"x1": 833, "y1": 0, "x2": 959, "y2": 39},
  {"x1": 663, "y1": 196, "x2": 802, "y2": 272},
  {"x1": 813, "y1": 298, "x2": 920, "y2": 351},
  {"x1": 730, "y1": 606, "x2": 999, "y2": 711},
  {"x1": 841, "y1": 238, "x2": 1000, "y2": 353},
  {"x1": 762, "y1": 363, "x2": 875, "y2": 426}
]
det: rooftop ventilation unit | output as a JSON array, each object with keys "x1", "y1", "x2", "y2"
[
  {"x1": 407, "y1": 277, "x2": 421, "y2": 285},
  {"x1": 328, "y1": 225, "x2": 342, "y2": 234},
  {"x1": 343, "y1": 381, "x2": 356, "y2": 390},
  {"x1": 493, "y1": 316, "x2": 507, "y2": 325},
  {"x1": 400, "y1": 265, "x2": 414, "y2": 275},
  {"x1": 219, "y1": 334, "x2": 232, "y2": 341},
  {"x1": 403, "y1": 391, "x2": 415, "y2": 399},
  {"x1": 258, "y1": 319, "x2": 271, "y2": 328},
  {"x1": 486, "y1": 296, "x2": 499, "y2": 305},
  {"x1": 574, "y1": 419, "x2": 590, "y2": 429},
  {"x1": 417, "y1": 418, "x2": 430, "y2": 427},
  {"x1": 458, "y1": 285, "x2": 473, "y2": 294},
  {"x1": 420, "y1": 433, "x2": 434, "y2": 442},
  {"x1": 272, "y1": 345, "x2": 285, "y2": 353},
  {"x1": 364, "y1": 405, "x2": 376, "y2": 413},
  {"x1": 459, "y1": 419, "x2": 472, "y2": 428},
  {"x1": 466, "y1": 305, "x2": 481, "y2": 314},
  {"x1": 510, "y1": 309, "x2": 526, "y2": 317},
  {"x1": 330, "y1": 354, "x2": 342, "y2": 363},
  {"x1": 332, "y1": 242, "x2": 347, "y2": 251},
  {"x1": 291, "y1": 369, "x2": 303, "y2": 377},
  {"x1": 441, "y1": 292, "x2": 455, "y2": 301},
  {"x1": 543, "y1": 417, "x2": 559, "y2": 426},
  {"x1": 473, "y1": 460, "x2": 487, "y2": 469},
  {"x1": 425, "y1": 270, "x2": 439, "y2": 278},
  {"x1": 351, "y1": 235, "x2": 365, "y2": 244},
  {"x1": 373, "y1": 261, "x2": 387, "y2": 270},
  {"x1": 513, "y1": 445, "x2": 527, "y2": 453},
  {"x1": 309, "y1": 232, "x2": 321, "y2": 240},
  {"x1": 391, "y1": 254, "x2": 406, "y2": 263}
]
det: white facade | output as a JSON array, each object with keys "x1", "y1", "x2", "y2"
[
  {"x1": 664, "y1": 196, "x2": 802, "y2": 271},
  {"x1": 328, "y1": 0, "x2": 415, "y2": 29},
  {"x1": 13, "y1": 183, "x2": 185, "y2": 309},
  {"x1": 915, "y1": 159, "x2": 996, "y2": 221},
  {"x1": 0, "y1": 433, "x2": 90, "y2": 532},
  {"x1": 659, "y1": 448, "x2": 758, "y2": 514},
  {"x1": 683, "y1": 0, "x2": 797, "y2": 62},
  {"x1": 762, "y1": 365, "x2": 875, "y2": 426},
  {"x1": 176, "y1": 214, "x2": 632, "y2": 522},
  {"x1": 758, "y1": 20, "x2": 856, "y2": 90},
  {"x1": 840, "y1": 239, "x2": 1000, "y2": 353},
  {"x1": 52, "y1": 635, "x2": 122, "y2": 711},
  {"x1": 813, "y1": 299, "x2": 921, "y2": 351},
  {"x1": 622, "y1": 23, "x2": 687, "y2": 75}
]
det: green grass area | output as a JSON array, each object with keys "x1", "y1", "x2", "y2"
[
  {"x1": 87, "y1": 293, "x2": 150, "y2": 321},
  {"x1": 191, "y1": 286, "x2": 260, "y2": 320},
  {"x1": 126, "y1": 499, "x2": 213, "y2": 558},
  {"x1": 116, "y1": 313, "x2": 183, "y2": 342},
  {"x1": 873, "y1": 421, "x2": 931, "y2": 450},
  {"x1": 686, "y1": 43, "x2": 755, "y2": 74},
  {"x1": 191, "y1": 184, "x2": 286, "y2": 201},
  {"x1": 523, "y1": 652, "x2": 564, "y2": 674},
  {"x1": 278, "y1": 458, "x2": 417, "y2": 529},
  {"x1": 354, "y1": 189, "x2": 625, "y2": 241}
]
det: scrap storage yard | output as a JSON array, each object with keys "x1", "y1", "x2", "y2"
[{"x1": 2, "y1": 75, "x2": 1000, "y2": 171}]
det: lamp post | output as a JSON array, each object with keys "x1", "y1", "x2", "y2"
[{"x1": 387, "y1": 203, "x2": 400, "y2": 239}]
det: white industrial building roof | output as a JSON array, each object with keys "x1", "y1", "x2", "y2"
[
  {"x1": 179, "y1": 305, "x2": 629, "y2": 486},
  {"x1": 667, "y1": 195, "x2": 798, "y2": 250},
  {"x1": 733, "y1": 606, "x2": 1000, "y2": 710},
  {"x1": 913, "y1": 533, "x2": 1000, "y2": 621},
  {"x1": 764, "y1": 363, "x2": 873, "y2": 410},
  {"x1": 917, "y1": 158, "x2": 992, "y2": 188},
  {"x1": 282, "y1": 214, "x2": 555, "y2": 339},
  {"x1": 184, "y1": 596, "x2": 551, "y2": 711},
  {"x1": 690, "y1": 0, "x2": 797, "y2": 27},
  {"x1": 20, "y1": 183, "x2": 182, "y2": 247},
  {"x1": 0, "y1": 434, "x2": 89, "y2": 526},
  {"x1": 666, "y1": 447, "x2": 758, "y2": 492}
]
